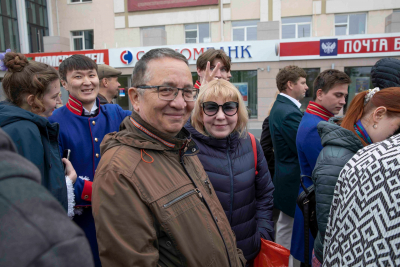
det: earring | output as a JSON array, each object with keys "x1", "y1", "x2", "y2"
[{"x1": 373, "y1": 124, "x2": 378, "y2": 129}]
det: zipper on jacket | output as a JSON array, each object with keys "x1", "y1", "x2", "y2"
[
  {"x1": 226, "y1": 137, "x2": 234, "y2": 224},
  {"x1": 163, "y1": 188, "x2": 202, "y2": 208},
  {"x1": 180, "y1": 154, "x2": 232, "y2": 267},
  {"x1": 204, "y1": 179, "x2": 212, "y2": 195}
]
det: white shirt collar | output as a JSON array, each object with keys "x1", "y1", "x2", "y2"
[
  {"x1": 83, "y1": 101, "x2": 98, "y2": 116},
  {"x1": 279, "y1": 93, "x2": 301, "y2": 109}
]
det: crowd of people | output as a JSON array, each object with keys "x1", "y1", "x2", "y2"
[{"x1": 0, "y1": 46, "x2": 399, "y2": 267}]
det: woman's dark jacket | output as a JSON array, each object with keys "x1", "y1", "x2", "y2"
[
  {"x1": 312, "y1": 121, "x2": 363, "y2": 262},
  {"x1": 185, "y1": 122, "x2": 275, "y2": 261},
  {"x1": 260, "y1": 116, "x2": 275, "y2": 177},
  {"x1": 0, "y1": 128, "x2": 94, "y2": 267},
  {"x1": 0, "y1": 101, "x2": 68, "y2": 211}
]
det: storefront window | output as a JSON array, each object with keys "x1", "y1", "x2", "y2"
[
  {"x1": 114, "y1": 75, "x2": 131, "y2": 111},
  {"x1": 299, "y1": 68, "x2": 320, "y2": 112},
  {"x1": 26, "y1": 0, "x2": 49, "y2": 53},
  {"x1": 344, "y1": 66, "x2": 373, "y2": 112},
  {"x1": 0, "y1": 0, "x2": 20, "y2": 52}
]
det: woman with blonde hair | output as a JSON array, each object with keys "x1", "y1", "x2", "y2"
[
  {"x1": 0, "y1": 51, "x2": 76, "y2": 216},
  {"x1": 185, "y1": 79, "x2": 274, "y2": 265},
  {"x1": 312, "y1": 87, "x2": 400, "y2": 266}
]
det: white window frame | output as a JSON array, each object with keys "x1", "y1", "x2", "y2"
[
  {"x1": 69, "y1": 0, "x2": 92, "y2": 3},
  {"x1": 281, "y1": 16, "x2": 312, "y2": 39},
  {"x1": 184, "y1": 23, "x2": 210, "y2": 44},
  {"x1": 334, "y1": 13, "x2": 367, "y2": 36},
  {"x1": 70, "y1": 30, "x2": 93, "y2": 51},
  {"x1": 231, "y1": 20, "x2": 258, "y2": 41}
]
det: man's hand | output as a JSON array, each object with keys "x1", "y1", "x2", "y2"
[
  {"x1": 63, "y1": 158, "x2": 77, "y2": 183},
  {"x1": 200, "y1": 61, "x2": 221, "y2": 86}
]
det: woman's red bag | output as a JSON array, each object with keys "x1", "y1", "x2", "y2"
[{"x1": 253, "y1": 238, "x2": 290, "y2": 267}]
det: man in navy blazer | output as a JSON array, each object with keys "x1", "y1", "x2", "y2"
[{"x1": 267, "y1": 66, "x2": 308, "y2": 266}]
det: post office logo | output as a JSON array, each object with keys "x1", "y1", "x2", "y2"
[{"x1": 320, "y1": 39, "x2": 338, "y2": 56}]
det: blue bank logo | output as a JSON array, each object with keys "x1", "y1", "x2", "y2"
[{"x1": 120, "y1": 50, "x2": 133, "y2": 64}]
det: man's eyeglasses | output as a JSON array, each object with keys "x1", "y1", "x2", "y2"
[
  {"x1": 136, "y1": 86, "x2": 199, "y2": 102},
  {"x1": 202, "y1": 101, "x2": 239, "y2": 116}
]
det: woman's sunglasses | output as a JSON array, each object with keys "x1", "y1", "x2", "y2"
[{"x1": 202, "y1": 101, "x2": 239, "y2": 116}]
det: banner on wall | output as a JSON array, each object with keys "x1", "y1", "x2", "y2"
[
  {"x1": 25, "y1": 49, "x2": 109, "y2": 69},
  {"x1": 233, "y1": 82, "x2": 249, "y2": 106},
  {"x1": 109, "y1": 40, "x2": 279, "y2": 68},
  {"x1": 280, "y1": 33, "x2": 400, "y2": 60},
  {"x1": 127, "y1": 0, "x2": 218, "y2": 12}
]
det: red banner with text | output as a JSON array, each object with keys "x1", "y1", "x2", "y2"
[
  {"x1": 24, "y1": 49, "x2": 109, "y2": 69},
  {"x1": 127, "y1": 0, "x2": 218, "y2": 12}
]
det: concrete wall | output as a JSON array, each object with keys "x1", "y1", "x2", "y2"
[
  {"x1": 326, "y1": 0, "x2": 400, "y2": 14},
  {"x1": 114, "y1": 28, "x2": 140, "y2": 48},
  {"x1": 257, "y1": 21, "x2": 280, "y2": 40},
  {"x1": 231, "y1": 0, "x2": 260, "y2": 20},
  {"x1": 224, "y1": 21, "x2": 232, "y2": 41},
  {"x1": 281, "y1": 0, "x2": 313, "y2": 17},
  {"x1": 43, "y1": 36, "x2": 70, "y2": 52},
  {"x1": 368, "y1": 10, "x2": 393, "y2": 34},
  {"x1": 127, "y1": 6, "x2": 219, "y2": 28},
  {"x1": 211, "y1": 21, "x2": 222, "y2": 42},
  {"x1": 56, "y1": 0, "x2": 116, "y2": 50},
  {"x1": 385, "y1": 12, "x2": 400, "y2": 33},
  {"x1": 313, "y1": 14, "x2": 335, "y2": 36},
  {"x1": 166, "y1": 25, "x2": 185, "y2": 45},
  {"x1": 142, "y1": 28, "x2": 166, "y2": 47}
]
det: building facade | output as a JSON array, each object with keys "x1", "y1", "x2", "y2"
[{"x1": 1, "y1": 0, "x2": 400, "y2": 124}]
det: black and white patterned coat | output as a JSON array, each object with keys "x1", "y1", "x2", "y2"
[{"x1": 323, "y1": 133, "x2": 400, "y2": 266}]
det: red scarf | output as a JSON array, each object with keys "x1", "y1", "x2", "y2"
[{"x1": 305, "y1": 101, "x2": 334, "y2": 121}]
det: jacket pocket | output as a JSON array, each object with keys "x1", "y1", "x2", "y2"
[
  {"x1": 153, "y1": 185, "x2": 228, "y2": 267},
  {"x1": 163, "y1": 189, "x2": 202, "y2": 208}
]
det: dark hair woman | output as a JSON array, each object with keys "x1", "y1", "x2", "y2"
[
  {"x1": 0, "y1": 51, "x2": 77, "y2": 217},
  {"x1": 311, "y1": 87, "x2": 400, "y2": 266}
]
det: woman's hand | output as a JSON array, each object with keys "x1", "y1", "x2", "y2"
[
  {"x1": 200, "y1": 61, "x2": 221, "y2": 86},
  {"x1": 63, "y1": 158, "x2": 77, "y2": 183}
]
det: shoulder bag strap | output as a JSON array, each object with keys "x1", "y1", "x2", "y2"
[{"x1": 248, "y1": 133, "x2": 258, "y2": 175}]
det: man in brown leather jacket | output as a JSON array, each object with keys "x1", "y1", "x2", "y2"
[{"x1": 92, "y1": 48, "x2": 246, "y2": 267}]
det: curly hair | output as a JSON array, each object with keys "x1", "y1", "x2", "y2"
[
  {"x1": 2, "y1": 52, "x2": 59, "y2": 114},
  {"x1": 276, "y1": 65, "x2": 307, "y2": 92}
]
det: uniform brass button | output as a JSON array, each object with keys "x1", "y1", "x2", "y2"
[
  {"x1": 84, "y1": 195, "x2": 89, "y2": 199},
  {"x1": 192, "y1": 148, "x2": 196, "y2": 152},
  {"x1": 92, "y1": 121, "x2": 96, "y2": 125},
  {"x1": 95, "y1": 138, "x2": 98, "y2": 142},
  {"x1": 96, "y1": 153, "x2": 99, "y2": 158}
]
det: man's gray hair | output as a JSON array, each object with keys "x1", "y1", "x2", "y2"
[{"x1": 132, "y1": 48, "x2": 189, "y2": 90}]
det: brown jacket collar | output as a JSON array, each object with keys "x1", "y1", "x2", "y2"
[{"x1": 101, "y1": 111, "x2": 198, "y2": 156}]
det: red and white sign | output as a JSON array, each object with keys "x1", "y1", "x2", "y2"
[
  {"x1": 109, "y1": 40, "x2": 279, "y2": 68},
  {"x1": 127, "y1": 0, "x2": 218, "y2": 12},
  {"x1": 25, "y1": 49, "x2": 109, "y2": 68},
  {"x1": 280, "y1": 33, "x2": 400, "y2": 60}
]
